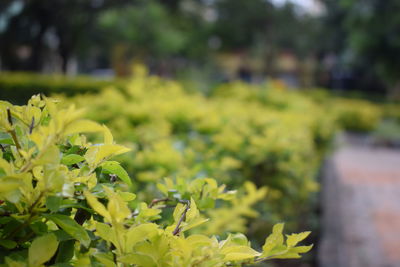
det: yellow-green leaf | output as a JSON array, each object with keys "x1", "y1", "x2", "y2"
[
  {"x1": 290, "y1": 244, "x2": 313, "y2": 253},
  {"x1": 222, "y1": 245, "x2": 260, "y2": 261},
  {"x1": 28, "y1": 233, "x2": 59, "y2": 267},
  {"x1": 261, "y1": 223, "x2": 285, "y2": 256},
  {"x1": 101, "y1": 161, "x2": 132, "y2": 186},
  {"x1": 118, "y1": 191, "x2": 136, "y2": 201},
  {"x1": 63, "y1": 119, "x2": 104, "y2": 136},
  {"x1": 47, "y1": 214, "x2": 91, "y2": 248},
  {"x1": 5, "y1": 257, "x2": 26, "y2": 267},
  {"x1": 126, "y1": 223, "x2": 159, "y2": 250},
  {"x1": 103, "y1": 186, "x2": 131, "y2": 222},
  {"x1": 61, "y1": 154, "x2": 85, "y2": 165},
  {"x1": 286, "y1": 231, "x2": 311, "y2": 247},
  {"x1": 94, "y1": 252, "x2": 117, "y2": 267},
  {"x1": 85, "y1": 144, "x2": 131, "y2": 168},
  {"x1": 84, "y1": 191, "x2": 111, "y2": 222},
  {"x1": 95, "y1": 222, "x2": 117, "y2": 245},
  {"x1": 103, "y1": 125, "x2": 114, "y2": 145}
]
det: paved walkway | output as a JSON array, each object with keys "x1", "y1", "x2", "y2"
[{"x1": 318, "y1": 136, "x2": 400, "y2": 267}]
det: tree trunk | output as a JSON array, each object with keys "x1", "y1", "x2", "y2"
[
  {"x1": 59, "y1": 45, "x2": 70, "y2": 74},
  {"x1": 388, "y1": 81, "x2": 400, "y2": 101}
]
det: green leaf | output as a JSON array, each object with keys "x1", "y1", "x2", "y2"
[
  {"x1": 290, "y1": 245, "x2": 313, "y2": 253},
  {"x1": 118, "y1": 191, "x2": 136, "y2": 202},
  {"x1": 261, "y1": 223, "x2": 285, "y2": 256},
  {"x1": 55, "y1": 240, "x2": 75, "y2": 263},
  {"x1": 61, "y1": 154, "x2": 85, "y2": 165},
  {"x1": 5, "y1": 257, "x2": 27, "y2": 267},
  {"x1": 93, "y1": 252, "x2": 117, "y2": 267},
  {"x1": 0, "y1": 239, "x2": 17, "y2": 249},
  {"x1": 84, "y1": 191, "x2": 111, "y2": 222},
  {"x1": 126, "y1": 223, "x2": 159, "y2": 249},
  {"x1": 95, "y1": 222, "x2": 116, "y2": 244},
  {"x1": 47, "y1": 214, "x2": 91, "y2": 248},
  {"x1": 221, "y1": 245, "x2": 260, "y2": 261},
  {"x1": 53, "y1": 230, "x2": 74, "y2": 242},
  {"x1": 0, "y1": 138, "x2": 14, "y2": 145},
  {"x1": 28, "y1": 233, "x2": 59, "y2": 267},
  {"x1": 63, "y1": 119, "x2": 104, "y2": 136},
  {"x1": 286, "y1": 231, "x2": 311, "y2": 247},
  {"x1": 231, "y1": 233, "x2": 249, "y2": 246},
  {"x1": 46, "y1": 195, "x2": 63, "y2": 212},
  {"x1": 30, "y1": 221, "x2": 48, "y2": 235},
  {"x1": 118, "y1": 254, "x2": 157, "y2": 266},
  {"x1": 34, "y1": 145, "x2": 60, "y2": 165},
  {"x1": 101, "y1": 161, "x2": 132, "y2": 186}
]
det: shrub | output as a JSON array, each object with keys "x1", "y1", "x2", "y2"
[
  {"x1": 331, "y1": 98, "x2": 382, "y2": 132},
  {"x1": 0, "y1": 96, "x2": 311, "y2": 266},
  {"x1": 0, "y1": 72, "x2": 124, "y2": 104},
  {"x1": 63, "y1": 75, "x2": 337, "y2": 236}
]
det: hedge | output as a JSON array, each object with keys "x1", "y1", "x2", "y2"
[
  {"x1": 0, "y1": 96, "x2": 312, "y2": 266},
  {"x1": 0, "y1": 72, "x2": 125, "y2": 104}
]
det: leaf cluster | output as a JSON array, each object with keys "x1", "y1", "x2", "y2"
[{"x1": 0, "y1": 96, "x2": 312, "y2": 266}]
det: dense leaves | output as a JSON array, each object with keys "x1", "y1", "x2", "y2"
[{"x1": 0, "y1": 96, "x2": 311, "y2": 266}]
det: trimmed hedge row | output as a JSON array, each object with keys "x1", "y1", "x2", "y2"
[
  {"x1": 60, "y1": 74, "x2": 336, "y2": 237},
  {"x1": 0, "y1": 71, "x2": 387, "y2": 249},
  {"x1": 0, "y1": 72, "x2": 125, "y2": 104}
]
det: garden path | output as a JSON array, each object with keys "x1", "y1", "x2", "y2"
[{"x1": 318, "y1": 134, "x2": 400, "y2": 267}]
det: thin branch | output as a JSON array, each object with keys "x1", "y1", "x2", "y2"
[
  {"x1": 173, "y1": 200, "x2": 190, "y2": 236},
  {"x1": 6, "y1": 108, "x2": 21, "y2": 150},
  {"x1": 9, "y1": 130, "x2": 21, "y2": 150},
  {"x1": 6, "y1": 108, "x2": 13, "y2": 125},
  {"x1": 29, "y1": 116, "x2": 35, "y2": 134},
  {"x1": 148, "y1": 197, "x2": 170, "y2": 208}
]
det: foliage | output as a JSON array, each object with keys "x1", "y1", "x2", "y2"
[
  {"x1": 0, "y1": 96, "x2": 312, "y2": 266},
  {"x1": 341, "y1": 0, "x2": 400, "y2": 88},
  {"x1": 0, "y1": 72, "x2": 123, "y2": 104},
  {"x1": 305, "y1": 89, "x2": 383, "y2": 132},
  {"x1": 0, "y1": 0, "x2": 323, "y2": 77},
  {"x1": 98, "y1": 0, "x2": 187, "y2": 58},
  {"x1": 0, "y1": 0, "x2": 132, "y2": 72},
  {"x1": 330, "y1": 98, "x2": 382, "y2": 132},
  {"x1": 319, "y1": 0, "x2": 400, "y2": 95},
  {"x1": 62, "y1": 70, "x2": 340, "y2": 236}
]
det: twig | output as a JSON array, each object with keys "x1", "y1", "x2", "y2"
[
  {"x1": 6, "y1": 108, "x2": 13, "y2": 125},
  {"x1": 148, "y1": 197, "x2": 170, "y2": 208},
  {"x1": 173, "y1": 200, "x2": 190, "y2": 236},
  {"x1": 6, "y1": 108, "x2": 21, "y2": 150},
  {"x1": 29, "y1": 117, "x2": 35, "y2": 134}
]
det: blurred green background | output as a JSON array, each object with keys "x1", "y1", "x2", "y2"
[{"x1": 1, "y1": 0, "x2": 400, "y2": 98}]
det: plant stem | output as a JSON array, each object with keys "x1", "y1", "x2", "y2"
[
  {"x1": 6, "y1": 108, "x2": 22, "y2": 150},
  {"x1": 173, "y1": 200, "x2": 190, "y2": 236},
  {"x1": 148, "y1": 197, "x2": 170, "y2": 208},
  {"x1": 29, "y1": 116, "x2": 35, "y2": 134}
]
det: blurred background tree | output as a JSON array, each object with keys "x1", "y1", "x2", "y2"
[
  {"x1": 342, "y1": 0, "x2": 400, "y2": 98},
  {"x1": 1, "y1": 0, "x2": 400, "y2": 97}
]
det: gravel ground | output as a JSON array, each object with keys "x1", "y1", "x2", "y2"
[{"x1": 318, "y1": 134, "x2": 400, "y2": 267}]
